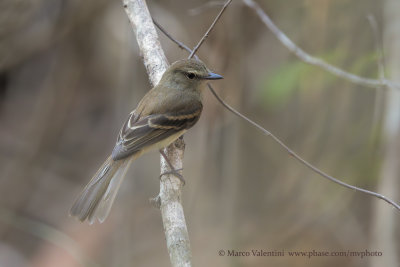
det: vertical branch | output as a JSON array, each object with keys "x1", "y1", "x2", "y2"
[
  {"x1": 123, "y1": 0, "x2": 169, "y2": 84},
  {"x1": 367, "y1": 15, "x2": 385, "y2": 136},
  {"x1": 122, "y1": 0, "x2": 192, "y2": 266},
  {"x1": 371, "y1": 1, "x2": 400, "y2": 266},
  {"x1": 243, "y1": 0, "x2": 400, "y2": 90}
]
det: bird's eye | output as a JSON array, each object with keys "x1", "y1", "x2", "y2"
[{"x1": 186, "y1": 72, "x2": 196, "y2": 79}]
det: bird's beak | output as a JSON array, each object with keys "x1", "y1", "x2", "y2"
[{"x1": 204, "y1": 72, "x2": 223, "y2": 80}]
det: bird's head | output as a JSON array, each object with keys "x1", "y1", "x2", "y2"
[{"x1": 160, "y1": 59, "x2": 223, "y2": 91}]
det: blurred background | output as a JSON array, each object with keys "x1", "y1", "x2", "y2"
[{"x1": 0, "y1": 0, "x2": 399, "y2": 266}]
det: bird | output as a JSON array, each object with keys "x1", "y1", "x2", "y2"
[{"x1": 70, "y1": 59, "x2": 223, "y2": 224}]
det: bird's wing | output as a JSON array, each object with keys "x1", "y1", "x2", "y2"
[{"x1": 111, "y1": 102, "x2": 202, "y2": 160}]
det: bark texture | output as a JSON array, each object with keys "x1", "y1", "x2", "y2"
[{"x1": 122, "y1": 1, "x2": 192, "y2": 266}]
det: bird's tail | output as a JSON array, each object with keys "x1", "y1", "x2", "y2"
[{"x1": 70, "y1": 156, "x2": 132, "y2": 224}]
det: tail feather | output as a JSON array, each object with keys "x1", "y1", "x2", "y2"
[{"x1": 70, "y1": 156, "x2": 131, "y2": 224}]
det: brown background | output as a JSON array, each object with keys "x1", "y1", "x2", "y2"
[{"x1": 0, "y1": 0, "x2": 398, "y2": 266}]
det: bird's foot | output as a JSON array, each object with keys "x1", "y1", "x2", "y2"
[
  {"x1": 159, "y1": 149, "x2": 185, "y2": 185},
  {"x1": 160, "y1": 168, "x2": 185, "y2": 185}
]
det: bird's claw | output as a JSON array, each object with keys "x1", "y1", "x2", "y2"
[{"x1": 160, "y1": 168, "x2": 185, "y2": 185}]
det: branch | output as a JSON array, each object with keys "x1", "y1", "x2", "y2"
[
  {"x1": 188, "y1": 0, "x2": 232, "y2": 59},
  {"x1": 153, "y1": 19, "x2": 199, "y2": 60},
  {"x1": 207, "y1": 84, "x2": 400, "y2": 211},
  {"x1": 153, "y1": 20, "x2": 400, "y2": 212},
  {"x1": 154, "y1": 22, "x2": 193, "y2": 56},
  {"x1": 122, "y1": 1, "x2": 192, "y2": 266},
  {"x1": 243, "y1": 0, "x2": 400, "y2": 90}
]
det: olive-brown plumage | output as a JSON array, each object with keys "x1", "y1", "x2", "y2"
[{"x1": 70, "y1": 59, "x2": 222, "y2": 224}]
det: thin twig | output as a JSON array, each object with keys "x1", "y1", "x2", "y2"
[
  {"x1": 153, "y1": 19, "x2": 199, "y2": 60},
  {"x1": 207, "y1": 84, "x2": 400, "y2": 212},
  {"x1": 154, "y1": 19, "x2": 400, "y2": 212},
  {"x1": 188, "y1": 0, "x2": 232, "y2": 59},
  {"x1": 154, "y1": 22, "x2": 199, "y2": 56},
  {"x1": 243, "y1": 0, "x2": 400, "y2": 90}
]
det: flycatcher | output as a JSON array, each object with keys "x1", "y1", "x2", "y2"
[{"x1": 70, "y1": 59, "x2": 223, "y2": 224}]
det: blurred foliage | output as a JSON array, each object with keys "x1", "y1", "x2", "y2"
[{"x1": 259, "y1": 48, "x2": 378, "y2": 110}]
